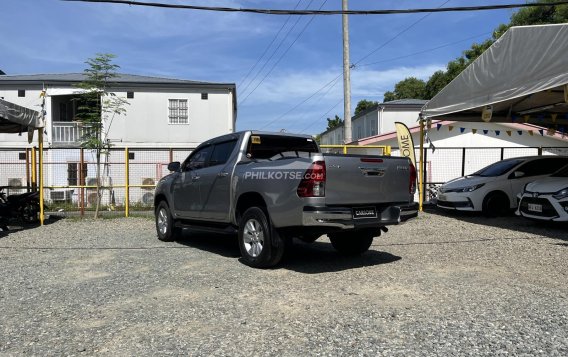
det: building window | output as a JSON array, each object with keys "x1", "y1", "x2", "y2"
[
  {"x1": 201, "y1": 92, "x2": 208, "y2": 100},
  {"x1": 67, "y1": 163, "x2": 88, "y2": 186},
  {"x1": 168, "y1": 99, "x2": 189, "y2": 124},
  {"x1": 18, "y1": 90, "x2": 25, "y2": 97},
  {"x1": 127, "y1": 92, "x2": 134, "y2": 99}
]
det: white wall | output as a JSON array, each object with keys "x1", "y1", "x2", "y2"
[
  {"x1": 107, "y1": 88, "x2": 234, "y2": 147},
  {"x1": 0, "y1": 85, "x2": 235, "y2": 148},
  {"x1": 380, "y1": 109, "x2": 420, "y2": 134},
  {"x1": 320, "y1": 126, "x2": 344, "y2": 145}
]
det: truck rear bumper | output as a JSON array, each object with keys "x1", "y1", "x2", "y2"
[{"x1": 302, "y1": 205, "x2": 402, "y2": 229}]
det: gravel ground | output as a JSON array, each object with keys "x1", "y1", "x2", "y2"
[{"x1": 0, "y1": 210, "x2": 567, "y2": 356}]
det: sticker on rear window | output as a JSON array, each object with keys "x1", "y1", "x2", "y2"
[{"x1": 251, "y1": 136, "x2": 261, "y2": 144}]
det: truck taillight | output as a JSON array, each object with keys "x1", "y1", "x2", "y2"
[
  {"x1": 409, "y1": 161, "x2": 417, "y2": 194},
  {"x1": 297, "y1": 161, "x2": 326, "y2": 197}
]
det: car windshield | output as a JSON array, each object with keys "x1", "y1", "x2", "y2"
[
  {"x1": 551, "y1": 164, "x2": 568, "y2": 177},
  {"x1": 470, "y1": 158, "x2": 524, "y2": 177}
]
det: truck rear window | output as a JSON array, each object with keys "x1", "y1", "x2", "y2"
[{"x1": 247, "y1": 135, "x2": 319, "y2": 160}]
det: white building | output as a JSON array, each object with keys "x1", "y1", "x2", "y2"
[
  {"x1": 0, "y1": 73, "x2": 236, "y2": 207},
  {"x1": 0, "y1": 73, "x2": 236, "y2": 148},
  {"x1": 320, "y1": 99, "x2": 426, "y2": 145}
]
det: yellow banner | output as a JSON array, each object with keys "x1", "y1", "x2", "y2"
[{"x1": 395, "y1": 122, "x2": 416, "y2": 167}]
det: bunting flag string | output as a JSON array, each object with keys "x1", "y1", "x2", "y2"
[{"x1": 429, "y1": 124, "x2": 566, "y2": 138}]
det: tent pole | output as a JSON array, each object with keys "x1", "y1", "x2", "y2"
[
  {"x1": 39, "y1": 129, "x2": 45, "y2": 226},
  {"x1": 419, "y1": 119, "x2": 424, "y2": 212}
]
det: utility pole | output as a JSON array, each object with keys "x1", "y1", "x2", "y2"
[{"x1": 342, "y1": 0, "x2": 352, "y2": 144}]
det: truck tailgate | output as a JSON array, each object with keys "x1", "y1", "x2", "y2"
[{"x1": 324, "y1": 154, "x2": 412, "y2": 206}]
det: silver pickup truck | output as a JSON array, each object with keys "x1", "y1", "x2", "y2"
[{"x1": 154, "y1": 131, "x2": 417, "y2": 268}]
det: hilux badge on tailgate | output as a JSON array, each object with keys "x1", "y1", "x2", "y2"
[{"x1": 397, "y1": 165, "x2": 409, "y2": 171}]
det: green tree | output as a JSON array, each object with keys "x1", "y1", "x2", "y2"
[
  {"x1": 326, "y1": 115, "x2": 343, "y2": 130},
  {"x1": 76, "y1": 53, "x2": 128, "y2": 218},
  {"x1": 354, "y1": 99, "x2": 378, "y2": 116},
  {"x1": 424, "y1": 70, "x2": 448, "y2": 99},
  {"x1": 383, "y1": 77, "x2": 426, "y2": 102}
]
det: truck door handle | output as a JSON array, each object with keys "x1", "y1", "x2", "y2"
[
  {"x1": 217, "y1": 172, "x2": 229, "y2": 178},
  {"x1": 192, "y1": 176, "x2": 200, "y2": 181}
]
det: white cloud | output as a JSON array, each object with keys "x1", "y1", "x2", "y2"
[{"x1": 239, "y1": 63, "x2": 444, "y2": 105}]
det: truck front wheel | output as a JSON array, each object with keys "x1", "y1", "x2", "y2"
[
  {"x1": 329, "y1": 231, "x2": 374, "y2": 255},
  {"x1": 155, "y1": 201, "x2": 180, "y2": 242},
  {"x1": 238, "y1": 207, "x2": 285, "y2": 268}
]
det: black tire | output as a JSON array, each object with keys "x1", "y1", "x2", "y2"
[
  {"x1": 155, "y1": 201, "x2": 180, "y2": 242},
  {"x1": 238, "y1": 207, "x2": 285, "y2": 268},
  {"x1": 329, "y1": 231, "x2": 374, "y2": 255},
  {"x1": 482, "y1": 192, "x2": 510, "y2": 217},
  {"x1": 21, "y1": 202, "x2": 39, "y2": 223}
]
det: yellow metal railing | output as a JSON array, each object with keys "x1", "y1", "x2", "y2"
[{"x1": 22, "y1": 144, "x2": 390, "y2": 223}]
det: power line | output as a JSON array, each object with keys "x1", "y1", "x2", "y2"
[
  {"x1": 63, "y1": 0, "x2": 568, "y2": 15},
  {"x1": 277, "y1": 0, "x2": 452, "y2": 133},
  {"x1": 357, "y1": 31, "x2": 491, "y2": 68},
  {"x1": 239, "y1": 0, "x2": 328, "y2": 105},
  {"x1": 259, "y1": 73, "x2": 342, "y2": 130},
  {"x1": 238, "y1": 0, "x2": 303, "y2": 93},
  {"x1": 280, "y1": 73, "x2": 343, "y2": 132},
  {"x1": 353, "y1": 0, "x2": 452, "y2": 66},
  {"x1": 299, "y1": 98, "x2": 343, "y2": 133},
  {"x1": 293, "y1": 31, "x2": 489, "y2": 134},
  {"x1": 239, "y1": 0, "x2": 318, "y2": 103}
]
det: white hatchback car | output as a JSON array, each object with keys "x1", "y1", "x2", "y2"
[
  {"x1": 516, "y1": 164, "x2": 568, "y2": 221},
  {"x1": 437, "y1": 156, "x2": 568, "y2": 217}
]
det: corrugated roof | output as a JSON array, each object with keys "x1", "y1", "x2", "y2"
[
  {"x1": 382, "y1": 99, "x2": 429, "y2": 106},
  {"x1": 0, "y1": 73, "x2": 234, "y2": 88}
]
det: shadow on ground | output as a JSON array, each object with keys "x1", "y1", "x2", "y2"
[
  {"x1": 423, "y1": 205, "x2": 568, "y2": 242},
  {"x1": 279, "y1": 240, "x2": 401, "y2": 274},
  {"x1": 175, "y1": 229, "x2": 401, "y2": 273},
  {"x1": 0, "y1": 215, "x2": 63, "y2": 239}
]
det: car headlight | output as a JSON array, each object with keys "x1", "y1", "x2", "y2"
[
  {"x1": 552, "y1": 187, "x2": 568, "y2": 200},
  {"x1": 444, "y1": 183, "x2": 485, "y2": 193}
]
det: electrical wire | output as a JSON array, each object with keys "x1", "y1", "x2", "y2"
[
  {"x1": 238, "y1": 0, "x2": 303, "y2": 94},
  {"x1": 299, "y1": 98, "x2": 343, "y2": 133},
  {"x1": 353, "y1": 0, "x2": 452, "y2": 66},
  {"x1": 277, "y1": 0, "x2": 453, "y2": 133},
  {"x1": 258, "y1": 73, "x2": 342, "y2": 130},
  {"x1": 356, "y1": 31, "x2": 492, "y2": 68},
  {"x1": 239, "y1": 0, "x2": 319, "y2": 103},
  {"x1": 63, "y1": 0, "x2": 568, "y2": 16},
  {"x1": 239, "y1": 0, "x2": 329, "y2": 106}
]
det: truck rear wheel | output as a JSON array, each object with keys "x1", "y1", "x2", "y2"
[
  {"x1": 329, "y1": 231, "x2": 374, "y2": 255},
  {"x1": 238, "y1": 207, "x2": 285, "y2": 268}
]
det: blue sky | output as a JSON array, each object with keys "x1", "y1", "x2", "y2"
[{"x1": 1, "y1": 0, "x2": 515, "y2": 135}]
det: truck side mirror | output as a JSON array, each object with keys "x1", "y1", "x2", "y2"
[{"x1": 167, "y1": 161, "x2": 181, "y2": 172}]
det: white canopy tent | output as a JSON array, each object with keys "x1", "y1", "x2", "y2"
[
  {"x1": 0, "y1": 98, "x2": 42, "y2": 140},
  {"x1": 417, "y1": 24, "x2": 568, "y2": 210},
  {"x1": 0, "y1": 98, "x2": 46, "y2": 224},
  {"x1": 422, "y1": 24, "x2": 568, "y2": 124}
]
